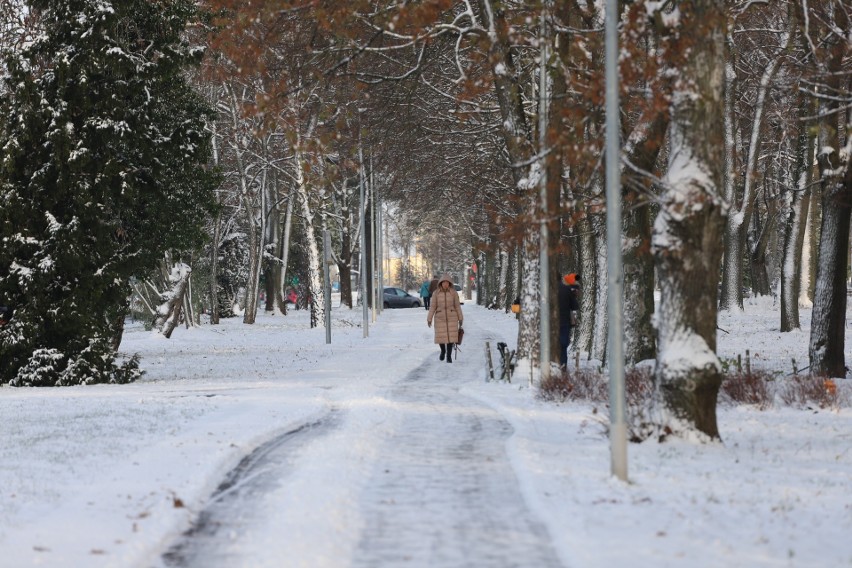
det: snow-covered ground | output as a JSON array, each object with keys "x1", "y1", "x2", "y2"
[{"x1": 0, "y1": 296, "x2": 850, "y2": 567}]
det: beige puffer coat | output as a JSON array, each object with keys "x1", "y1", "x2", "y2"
[{"x1": 427, "y1": 274, "x2": 463, "y2": 344}]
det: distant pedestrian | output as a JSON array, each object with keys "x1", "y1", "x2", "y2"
[
  {"x1": 565, "y1": 272, "x2": 581, "y2": 300},
  {"x1": 286, "y1": 287, "x2": 298, "y2": 306},
  {"x1": 427, "y1": 273, "x2": 464, "y2": 363},
  {"x1": 420, "y1": 279, "x2": 432, "y2": 310},
  {"x1": 558, "y1": 273, "x2": 580, "y2": 368},
  {"x1": 428, "y1": 274, "x2": 439, "y2": 295}
]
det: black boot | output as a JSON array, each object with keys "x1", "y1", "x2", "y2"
[
  {"x1": 446, "y1": 343, "x2": 454, "y2": 363},
  {"x1": 439, "y1": 344, "x2": 446, "y2": 361}
]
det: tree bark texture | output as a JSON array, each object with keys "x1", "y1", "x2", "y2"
[
  {"x1": 781, "y1": 112, "x2": 814, "y2": 332},
  {"x1": 809, "y1": 150, "x2": 851, "y2": 377},
  {"x1": 154, "y1": 264, "x2": 191, "y2": 339},
  {"x1": 652, "y1": 1, "x2": 727, "y2": 440},
  {"x1": 622, "y1": 109, "x2": 669, "y2": 364},
  {"x1": 294, "y1": 146, "x2": 325, "y2": 329},
  {"x1": 807, "y1": 0, "x2": 851, "y2": 378}
]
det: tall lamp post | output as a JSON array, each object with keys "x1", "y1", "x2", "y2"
[
  {"x1": 605, "y1": 0, "x2": 627, "y2": 482},
  {"x1": 370, "y1": 164, "x2": 378, "y2": 322},
  {"x1": 359, "y1": 143, "x2": 369, "y2": 338},
  {"x1": 323, "y1": 229, "x2": 332, "y2": 344},
  {"x1": 537, "y1": 5, "x2": 551, "y2": 386}
]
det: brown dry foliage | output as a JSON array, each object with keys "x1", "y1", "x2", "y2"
[
  {"x1": 539, "y1": 366, "x2": 849, "y2": 414},
  {"x1": 778, "y1": 375, "x2": 849, "y2": 410},
  {"x1": 719, "y1": 370, "x2": 774, "y2": 409}
]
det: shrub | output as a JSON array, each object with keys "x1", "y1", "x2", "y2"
[
  {"x1": 537, "y1": 364, "x2": 849, "y2": 443},
  {"x1": 719, "y1": 369, "x2": 774, "y2": 409},
  {"x1": 538, "y1": 368, "x2": 608, "y2": 403},
  {"x1": 777, "y1": 375, "x2": 849, "y2": 409},
  {"x1": 538, "y1": 366, "x2": 653, "y2": 405}
]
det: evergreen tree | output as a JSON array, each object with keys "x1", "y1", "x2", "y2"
[{"x1": 0, "y1": 0, "x2": 217, "y2": 385}]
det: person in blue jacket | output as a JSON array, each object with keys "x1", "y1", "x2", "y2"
[{"x1": 420, "y1": 279, "x2": 432, "y2": 310}]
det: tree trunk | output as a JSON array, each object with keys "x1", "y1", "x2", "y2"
[
  {"x1": 748, "y1": 203, "x2": 774, "y2": 297},
  {"x1": 241, "y1": 174, "x2": 263, "y2": 325},
  {"x1": 809, "y1": 148, "x2": 852, "y2": 377},
  {"x1": 802, "y1": 181, "x2": 820, "y2": 305},
  {"x1": 498, "y1": 247, "x2": 509, "y2": 309},
  {"x1": 333, "y1": 173, "x2": 355, "y2": 310},
  {"x1": 209, "y1": 121, "x2": 222, "y2": 325},
  {"x1": 575, "y1": 210, "x2": 597, "y2": 358},
  {"x1": 264, "y1": 164, "x2": 281, "y2": 314},
  {"x1": 153, "y1": 263, "x2": 192, "y2": 339},
  {"x1": 294, "y1": 145, "x2": 325, "y2": 328},
  {"x1": 182, "y1": 267, "x2": 197, "y2": 329},
  {"x1": 225, "y1": 83, "x2": 263, "y2": 325},
  {"x1": 720, "y1": 44, "x2": 740, "y2": 312},
  {"x1": 781, "y1": 112, "x2": 814, "y2": 332},
  {"x1": 622, "y1": 199, "x2": 656, "y2": 365},
  {"x1": 807, "y1": 1, "x2": 851, "y2": 378},
  {"x1": 337, "y1": 214, "x2": 353, "y2": 309},
  {"x1": 622, "y1": 109, "x2": 669, "y2": 365},
  {"x1": 365, "y1": 191, "x2": 375, "y2": 308},
  {"x1": 652, "y1": 1, "x2": 727, "y2": 441},
  {"x1": 277, "y1": 190, "x2": 295, "y2": 314},
  {"x1": 108, "y1": 298, "x2": 130, "y2": 352},
  {"x1": 592, "y1": 222, "x2": 608, "y2": 362}
]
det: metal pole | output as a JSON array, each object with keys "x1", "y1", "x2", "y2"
[
  {"x1": 370, "y1": 162, "x2": 378, "y2": 322},
  {"x1": 359, "y1": 143, "x2": 369, "y2": 338},
  {"x1": 383, "y1": 203, "x2": 389, "y2": 291},
  {"x1": 606, "y1": 0, "x2": 627, "y2": 482},
  {"x1": 323, "y1": 229, "x2": 332, "y2": 344},
  {"x1": 376, "y1": 187, "x2": 384, "y2": 314},
  {"x1": 538, "y1": 5, "x2": 550, "y2": 385}
]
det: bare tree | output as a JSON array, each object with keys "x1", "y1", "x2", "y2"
[{"x1": 720, "y1": 3, "x2": 795, "y2": 310}]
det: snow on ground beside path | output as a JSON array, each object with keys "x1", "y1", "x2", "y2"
[
  {"x1": 464, "y1": 304, "x2": 852, "y2": 568},
  {"x1": 0, "y1": 298, "x2": 850, "y2": 567}
]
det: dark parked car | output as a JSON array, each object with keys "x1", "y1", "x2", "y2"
[{"x1": 383, "y1": 287, "x2": 422, "y2": 309}]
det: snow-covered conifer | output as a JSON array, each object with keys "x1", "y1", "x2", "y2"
[{"x1": 0, "y1": 0, "x2": 217, "y2": 385}]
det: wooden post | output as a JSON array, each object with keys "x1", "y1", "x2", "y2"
[
  {"x1": 485, "y1": 342, "x2": 494, "y2": 382},
  {"x1": 746, "y1": 349, "x2": 751, "y2": 376},
  {"x1": 792, "y1": 358, "x2": 798, "y2": 376}
]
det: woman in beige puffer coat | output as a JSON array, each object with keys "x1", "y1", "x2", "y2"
[{"x1": 427, "y1": 273, "x2": 463, "y2": 363}]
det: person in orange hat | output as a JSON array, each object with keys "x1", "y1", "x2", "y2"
[{"x1": 558, "y1": 273, "x2": 580, "y2": 367}]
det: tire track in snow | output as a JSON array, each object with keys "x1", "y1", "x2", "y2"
[
  {"x1": 159, "y1": 410, "x2": 341, "y2": 567},
  {"x1": 351, "y1": 357, "x2": 564, "y2": 568}
]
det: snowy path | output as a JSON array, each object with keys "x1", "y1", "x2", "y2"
[
  {"x1": 350, "y1": 358, "x2": 563, "y2": 568},
  {"x1": 161, "y1": 411, "x2": 343, "y2": 567},
  {"x1": 153, "y1": 314, "x2": 564, "y2": 568}
]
